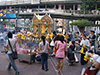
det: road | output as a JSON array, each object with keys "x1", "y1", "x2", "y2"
[{"x1": 0, "y1": 44, "x2": 89, "y2": 75}]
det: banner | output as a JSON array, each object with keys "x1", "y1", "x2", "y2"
[
  {"x1": 77, "y1": 5, "x2": 80, "y2": 11},
  {"x1": 58, "y1": 5, "x2": 62, "y2": 10},
  {"x1": 0, "y1": 10, "x2": 18, "y2": 18},
  {"x1": 0, "y1": 13, "x2": 18, "y2": 18}
]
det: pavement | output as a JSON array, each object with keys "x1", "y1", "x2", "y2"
[{"x1": 0, "y1": 44, "x2": 90, "y2": 75}]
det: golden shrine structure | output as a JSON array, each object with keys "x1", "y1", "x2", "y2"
[{"x1": 33, "y1": 13, "x2": 53, "y2": 37}]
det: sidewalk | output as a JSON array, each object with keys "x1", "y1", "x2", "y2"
[
  {"x1": 0, "y1": 46, "x2": 56, "y2": 75},
  {"x1": 0, "y1": 44, "x2": 89, "y2": 75}
]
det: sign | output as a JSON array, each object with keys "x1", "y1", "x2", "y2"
[
  {"x1": 0, "y1": 13, "x2": 18, "y2": 18},
  {"x1": 58, "y1": 5, "x2": 62, "y2": 10},
  {"x1": 77, "y1": 5, "x2": 80, "y2": 11},
  {"x1": 9, "y1": 7, "x2": 12, "y2": 11},
  {"x1": 3, "y1": 25, "x2": 5, "y2": 29},
  {"x1": 0, "y1": 10, "x2": 18, "y2": 18}
]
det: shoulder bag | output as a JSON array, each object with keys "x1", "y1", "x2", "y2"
[{"x1": 8, "y1": 39, "x2": 18, "y2": 60}]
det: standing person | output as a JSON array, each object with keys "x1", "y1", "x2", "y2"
[
  {"x1": 80, "y1": 35, "x2": 90, "y2": 65},
  {"x1": 35, "y1": 36, "x2": 49, "y2": 71},
  {"x1": 90, "y1": 30, "x2": 96, "y2": 46},
  {"x1": 54, "y1": 35, "x2": 60, "y2": 56},
  {"x1": 74, "y1": 32, "x2": 81, "y2": 41},
  {"x1": 55, "y1": 35, "x2": 66, "y2": 73},
  {"x1": 52, "y1": 31, "x2": 56, "y2": 42},
  {"x1": 5, "y1": 32, "x2": 19, "y2": 75},
  {"x1": 15, "y1": 25, "x2": 20, "y2": 34},
  {"x1": 51, "y1": 31, "x2": 56, "y2": 56},
  {"x1": 68, "y1": 32, "x2": 73, "y2": 42}
]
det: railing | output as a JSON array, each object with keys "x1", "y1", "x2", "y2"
[
  {"x1": 41, "y1": 0, "x2": 81, "y2": 2},
  {"x1": 0, "y1": 0, "x2": 40, "y2": 5},
  {"x1": 4, "y1": 7, "x2": 100, "y2": 15}
]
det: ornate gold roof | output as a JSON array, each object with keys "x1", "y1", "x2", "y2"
[{"x1": 33, "y1": 12, "x2": 53, "y2": 25}]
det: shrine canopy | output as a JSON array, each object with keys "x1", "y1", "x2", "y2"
[
  {"x1": 33, "y1": 13, "x2": 53, "y2": 36},
  {"x1": 33, "y1": 13, "x2": 53, "y2": 25},
  {"x1": 40, "y1": 13, "x2": 53, "y2": 25}
]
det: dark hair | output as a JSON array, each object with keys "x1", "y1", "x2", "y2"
[
  {"x1": 76, "y1": 32, "x2": 79, "y2": 34},
  {"x1": 91, "y1": 42, "x2": 94, "y2": 46},
  {"x1": 98, "y1": 33, "x2": 100, "y2": 35},
  {"x1": 83, "y1": 34, "x2": 86, "y2": 38},
  {"x1": 7, "y1": 32, "x2": 12, "y2": 38},
  {"x1": 88, "y1": 50, "x2": 93, "y2": 54},
  {"x1": 12, "y1": 30, "x2": 15, "y2": 34},
  {"x1": 53, "y1": 31, "x2": 56, "y2": 35},
  {"x1": 56, "y1": 35, "x2": 60, "y2": 40},
  {"x1": 72, "y1": 40, "x2": 75, "y2": 45},
  {"x1": 41, "y1": 36, "x2": 45, "y2": 45},
  {"x1": 59, "y1": 35, "x2": 64, "y2": 43}
]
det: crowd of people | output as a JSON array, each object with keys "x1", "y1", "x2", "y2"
[
  {"x1": 48, "y1": 29, "x2": 100, "y2": 74},
  {"x1": 3, "y1": 27, "x2": 100, "y2": 75}
]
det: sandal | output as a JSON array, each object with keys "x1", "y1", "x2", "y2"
[{"x1": 55, "y1": 70, "x2": 59, "y2": 73}]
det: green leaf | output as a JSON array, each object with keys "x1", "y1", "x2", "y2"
[{"x1": 70, "y1": 19, "x2": 93, "y2": 27}]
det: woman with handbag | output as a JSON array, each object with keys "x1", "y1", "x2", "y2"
[{"x1": 5, "y1": 32, "x2": 19, "y2": 75}]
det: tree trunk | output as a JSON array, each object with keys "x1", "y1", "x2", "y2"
[{"x1": 78, "y1": 26, "x2": 85, "y2": 33}]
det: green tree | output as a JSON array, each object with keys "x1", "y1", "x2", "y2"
[
  {"x1": 70, "y1": 19, "x2": 93, "y2": 32},
  {"x1": 81, "y1": 0, "x2": 98, "y2": 14},
  {"x1": 11, "y1": 22, "x2": 15, "y2": 27}
]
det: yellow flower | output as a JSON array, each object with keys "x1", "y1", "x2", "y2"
[
  {"x1": 28, "y1": 38, "x2": 30, "y2": 40},
  {"x1": 33, "y1": 38, "x2": 34, "y2": 41},
  {"x1": 80, "y1": 47, "x2": 85, "y2": 54},
  {"x1": 84, "y1": 56, "x2": 89, "y2": 61},
  {"x1": 27, "y1": 34, "x2": 30, "y2": 36},
  {"x1": 21, "y1": 35, "x2": 24, "y2": 37},
  {"x1": 83, "y1": 45, "x2": 86, "y2": 48}
]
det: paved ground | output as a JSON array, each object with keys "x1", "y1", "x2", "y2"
[{"x1": 0, "y1": 44, "x2": 89, "y2": 75}]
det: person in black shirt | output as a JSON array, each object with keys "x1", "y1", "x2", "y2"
[
  {"x1": 90, "y1": 31, "x2": 96, "y2": 46},
  {"x1": 66, "y1": 41, "x2": 75, "y2": 65}
]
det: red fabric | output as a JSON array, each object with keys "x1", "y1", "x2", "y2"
[
  {"x1": 54, "y1": 41, "x2": 58, "y2": 56},
  {"x1": 55, "y1": 49, "x2": 57, "y2": 55},
  {"x1": 83, "y1": 67, "x2": 99, "y2": 75}
]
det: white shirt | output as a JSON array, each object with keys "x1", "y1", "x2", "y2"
[
  {"x1": 96, "y1": 57, "x2": 100, "y2": 75},
  {"x1": 27, "y1": 31, "x2": 30, "y2": 34},
  {"x1": 80, "y1": 39, "x2": 90, "y2": 47},
  {"x1": 6, "y1": 38, "x2": 16, "y2": 54},
  {"x1": 90, "y1": 46, "x2": 95, "y2": 52},
  {"x1": 93, "y1": 54, "x2": 99, "y2": 61},
  {"x1": 96, "y1": 57, "x2": 100, "y2": 63},
  {"x1": 98, "y1": 36, "x2": 100, "y2": 41},
  {"x1": 13, "y1": 34, "x2": 17, "y2": 40}
]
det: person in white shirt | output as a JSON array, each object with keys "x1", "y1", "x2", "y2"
[
  {"x1": 80, "y1": 35, "x2": 90, "y2": 49},
  {"x1": 91, "y1": 56, "x2": 100, "y2": 75},
  {"x1": 80, "y1": 34, "x2": 90, "y2": 65},
  {"x1": 5, "y1": 32, "x2": 19, "y2": 75}
]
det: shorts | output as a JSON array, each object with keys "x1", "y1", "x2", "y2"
[{"x1": 56, "y1": 57, "x2": 64, "y2": 59}]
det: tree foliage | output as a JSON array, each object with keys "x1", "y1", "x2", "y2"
[
  {"x1": 70, "y1": 19, "x2": 93, "y2": 27},
  {"x1": 81, "y1": 0, "x2": 98, "y2": 13},
  {"x1": 0, "y1": 21, "x2": 15, "y2": 27}
]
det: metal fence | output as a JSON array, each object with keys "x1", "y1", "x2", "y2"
[
  {"x1": 41, "y1": 0, "x2": 81, "y2": 2},
  {"x1": 0, "y1": 0, "x2": 40, "y2": 5}
]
